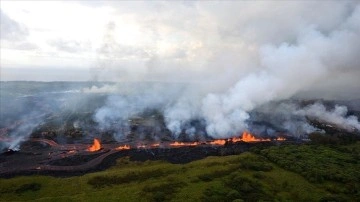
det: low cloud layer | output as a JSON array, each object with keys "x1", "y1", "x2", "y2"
[{"x1": 0, "y1": 9, "x2": 28, "y2": 41}]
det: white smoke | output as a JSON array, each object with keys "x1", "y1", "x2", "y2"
[
  {"x1": 82, "y1": 85, "x2": 117, "y2": 94},
  {"x1": 93, "y1": 83, "x2": 185, "y2": 139},
  {"x1": 197, "y1": 6, "x2": 360, "y2": 137},
  {"x1": 2, "y1": 112, "x2": 44, "y2": 151},
  {"x1": 91, "y1": 1, "x2": 360, "y2": 138},
  {"x1": 298, "y1": 103, "x2": 360, "y2": 131}
]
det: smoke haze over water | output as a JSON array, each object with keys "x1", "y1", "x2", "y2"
[{"x1": 1, "y1": 1, "x2": 360, "y2": 147}]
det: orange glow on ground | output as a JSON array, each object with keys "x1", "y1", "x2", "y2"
[
  {"x1": 151, "y1": 143, "x2": 160, "y2": 147},
  {"x1": 209, "y1": 139, "x2": 226, "y2": 145},
  {"x1": 116, "y1": 145, "x2": 131, "y2": 150},
  {"x1": 87, "y1": 138, "x2": 101, "y2": 152},
  {"x1": 229, "y1": 131, "x2": 271, "y2": 142},
  {"x1": 169, "y1": 141, "x2": 199, "y2": 147},
  {"x1": 110, "y1": 131, "x2": 286, "y2": 151}
]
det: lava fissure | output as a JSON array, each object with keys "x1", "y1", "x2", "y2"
[
  {"x1": 0, "y1": 131, "x2": 287, "y2": 177},
  {"x1": 87, "y1": 138, "x2": 101, "y2": 152}
]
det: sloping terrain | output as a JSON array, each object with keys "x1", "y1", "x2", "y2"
[{"x1": 0, "y1": 141, "x2": 359, "y2": 202}]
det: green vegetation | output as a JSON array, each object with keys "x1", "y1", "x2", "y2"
[
  {"x1": 256, "y1": 142, "x2": 360, "y2": 200},
  {"x1": 0, "y1": 142, "x2": 359, "y2": 201},
  {"x1": 88, "y1": 168, "x2": 173, "y2": 188}
]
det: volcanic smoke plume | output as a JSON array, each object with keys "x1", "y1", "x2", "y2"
[
  {"x1": 1, "y1": 1, "x2": 360, "y2": 150},
  {"x1": 91, "y1": 1, "x2": 360, "y2": 139}
]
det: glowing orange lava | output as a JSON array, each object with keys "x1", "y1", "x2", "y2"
[
  {"x1": 151, "y1": 143, "x2": 160, "y2": 147},
  {"x1": 137, "y1": 144, "x2": 147, "y2": 149},
  {"x1": 116, "y1": 145, "x2": 131, "y2": 150},
  {"x1": 87, "y1": 138, "x2": 101, "y2": 152},
  {"x1": 276, "y1": 137, "x2": 286, "y2": 141},
  {"x1": 68, "y1": 150, "x2": 76, "y2": 154},
  {"x1": 170, "y1": 141, "x2": 199, "y2": 147},
  {"x1": 111, "y1": 131, "x2": 285, "y2": 151},
  {"x1": 230, "y1": 136, "x2": 243, "y2": 143},
  {"x1": 209, "y1": 139, "x2": 226, "y2": 145},
  {"x1": 242, "y1": 131, "x2": 270, "y2": 142},
  {"x1": 242, "y1": 131, "x2": 256, "y2": 142},
  {"x1": 227, "y1": 131, "x2": 271, "y2": 143}
]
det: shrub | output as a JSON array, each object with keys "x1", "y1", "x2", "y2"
[
  {"x1": 88, "y1": 169, "x2": 170, "y2": 188},
  {"x1": 197, "y1": 167, "x2": 238, "y2": 182},
  {"x1": 259, "y1": 144, "x2": 360, "y2": 185},
  {"x1": 253, "y1": 172, "x2": 266, "y2": 179},
  {"x1": 239, "y1": 156, "x2": 273, "y2": 171},
  {"x1": 226, "y1": 190, "x2": 241, "y2": 201},
  {"x1": 319, "y1": 195, "x2": 347, "y2": 202},
  {"x1": 201, "y1": 185, "x2": 230, "y2": 202},
  {"x1": 142, "y1": 180, "x2": 185, "y2": 202},
  {"x1": 232, "y1": 199, "x2": 244, "y2": 202},
  {"x1": 225, "y1": 174, "x2": 274, "y2": 201},
  {"x1": 15, "y1": 183, "x2": 41, "y2": 194}
]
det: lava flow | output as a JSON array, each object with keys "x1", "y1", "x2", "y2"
[
  {"x1": 233, "y1": 131, "x2": 271, "y2": 142},
  {"x1": 87, "y1": 138, "x2": 101, "y2": 152},
  {"x1": 170, "y1": 141, "x2": 200, "y2": 147},
  {"x1": 276, "y1": 137, "x2": 286, "y2": 141},
  {"x1": 209, "y1": 139, "x2": 227, "y2": 145},
  {"x1": 86, "y1": 131, "x2": 283, "y2": 152},
  {"x1": 116, "y1": 145, "x2": 131, "y2": 150},
  {"x1": 0, "y1": 132, "x2": 288, "y2": 177},
  {"x1": 208, "y1": 131, "x2": 272, "y2": 146}
]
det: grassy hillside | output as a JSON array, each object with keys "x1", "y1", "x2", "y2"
[{"x1": 1, "y1": 142, "x2": 359, "y2": 202}]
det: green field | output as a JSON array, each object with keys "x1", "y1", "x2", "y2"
[{"x1": 1, "y1": 142, "x2": 359, "y2": 202}]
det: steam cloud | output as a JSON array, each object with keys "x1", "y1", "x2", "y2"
[
  {"x1": 5, "y1": 113, "x2": 44, "y2": 151},
  {"x1": 1, "y1": 2, "x2": 360, "y2": 150},
  {"x1": 298, "y1": 103, "x2": 360, "y2": 131},
  {"x1": 93, "y1": 2, "x2": 360, "y2": 138}
]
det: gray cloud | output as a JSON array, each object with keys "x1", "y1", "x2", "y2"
[
  {"x1": 48, "y1": 38, "x2": 91, "y2": 53},
  {"x1": 96, "y1": 22, "x2": 150, "y2": 59},
  {"x1": 0, "y1": 9, "x2": 29, "y2": 41},
  {"x1": 0, "y1": 9, "x2": 38, "y2": 51},
  {"x1": 13, "y1": 42, "x2": 38, "y2": 50},
  {"x1": 97, "y1": 43, "x2": 150, "y2": 59}
]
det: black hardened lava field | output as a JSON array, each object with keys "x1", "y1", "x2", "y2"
[
  {"x1": 1, "y1": 103, "x2": 359, "y2": 178},
  {"x1": 0, "y1": 129, "x2": 291, "y2": 177}
]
